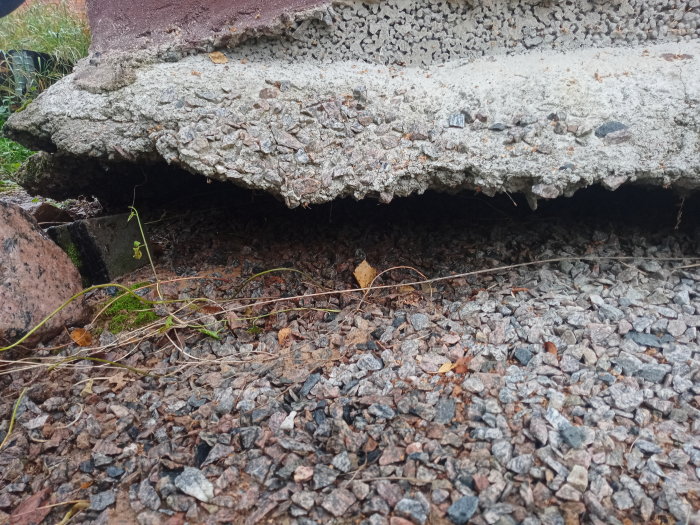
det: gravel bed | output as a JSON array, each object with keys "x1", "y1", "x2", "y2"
[{"x1": 1, "y1": 189, "x2": 699, "y2": 525}]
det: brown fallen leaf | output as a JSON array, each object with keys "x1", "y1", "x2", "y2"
[
  {"x1": 544, "y1": 341, "x2": 558, "y2": 355},
  {"x1": 226, "y1": 311, "x2": 246, "y2": 330},
  {"x1": 354, "y1": 260, "x2": 378, "y2": 289},
  {"x1": 107, "y1": 372, "x2": 131, "y2": 392},
  {"x1": 363, "y1": 436, "x2": 378, "y2": 453},
  {"x1": 208, "y1": 51, "x2": 228, "y2": 64},
  {"x1": 278, "y1": 327, "x2": 292, "y2": 346},
  {"x1": 453, "y1": 356, "x2": 472, "y2": 374},
  {"x1": 10, "y1": 488, "x2": 51, "y2": 525},
  {"x1": 70, "y1": 328, "x2": 93, "y2": 347},
  {"x1": 200, "y1": 305, "x2": 224, "y2": 314}
]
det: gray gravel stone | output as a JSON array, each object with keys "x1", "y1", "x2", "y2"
[
  {"x1": 395, "y1": 498, "x2": 429, "y2": 525},
  {"x1": 322, "y1": 488, "x2": 357, "y2": 517},
  {"x1": 507, "y1": 454, "x2": 533, "y2": 474},
  {"x1": 138, "y1": 479, "x2": 161, "y2": 511},
  {"x1": 514, "y1": 347, "x2": 533, "y2": 365},
  {"x1": 357, "y1": 354, "x2": 384, "y2": 371},
  {"x1": 313, "y1": 464, "x2": 338, "y2": 489},
  {"x1": 635, "y1": 363, "x2": 671, "y2": 383},
  {"x1": 89, "y1": 490, "x2": 116, "y2": 511},
  {"x1": 368, "y1": 403, "x2": 396, "y2": 420},
  {"x1": 560, "y1": 426, "x2": 586, "y2": 449},
  {"x1": 409, "y1": 313, "x2": 431, "y2": 331},
  {"x1": 447, "y1": 496, "x2": 479, "y2": 524},
  {"x1": 174, "y1": 467, "x2": 214, "y2": 503}
]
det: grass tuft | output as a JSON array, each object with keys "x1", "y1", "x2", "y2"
[
  {"x1": 0, "y1": 1, "x2": 90, "y2": 67},
  {"x1": 0, "y1": 1, "x2": 90, "y2": 178}
]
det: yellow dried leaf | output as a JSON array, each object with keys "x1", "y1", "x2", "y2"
[
  {"x1": 437, "y1": 361, "x2": 455, "y2": 374},
  {"x1": 80, "y1": 379, "x2": 93, "y2": 397},
  {"x1": 354, "y1": 260, "x2": 378, "y2": 289},
  {"x1": 208, "y1": 51, "x2": 229, "y2": 64},
  {"x1": 70, "y1": 328, "x2": 93, "y2": 347}
]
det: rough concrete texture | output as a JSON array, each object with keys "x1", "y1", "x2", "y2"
[
  {"x1": 4, "y1": 0, "x2": 700, "y2": 207},
  {"x1": 86, "y1": 0, "x2": 700, "y2": 62},
  {"x1": 0, "y1": 201, "x2": 88, "y2": 346},
  {"x1": 48, "y1": 213, "x2": 149, "y2": 285}
]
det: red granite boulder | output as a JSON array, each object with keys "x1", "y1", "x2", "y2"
[{"x1": 0, "y1": 201, "x2": 88, "y2": 347}]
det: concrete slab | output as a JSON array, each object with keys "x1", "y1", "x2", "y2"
[{"x1": 3, "y1": 0, "x2": 699, "y2": 207}]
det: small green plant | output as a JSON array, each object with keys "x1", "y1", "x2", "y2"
[{"x1": 0, "y1": 119, "x2": 33, "y2": 177}]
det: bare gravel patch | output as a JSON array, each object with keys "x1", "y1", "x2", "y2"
[{"x1": 1, "y1": 189, "x2": 699, "y2": 524}]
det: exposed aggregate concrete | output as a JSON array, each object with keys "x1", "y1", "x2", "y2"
[
  {"x1": 3, "y1": 0, "x2": 700, "y2": 206},
  {"x1": 231, "y1": 0, "x2": 700, "y2": 67}
]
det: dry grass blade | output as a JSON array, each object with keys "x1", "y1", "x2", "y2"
[{"x1": 0, "y1": 387, "x2": 27, "y2": 452}]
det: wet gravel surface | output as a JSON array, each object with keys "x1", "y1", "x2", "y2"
[{"x1": 1, "y1": 188, "x2": 700, "y2": 525}]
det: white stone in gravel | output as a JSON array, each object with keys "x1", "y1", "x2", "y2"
[
  {"x1": 667, "y1": 320, "x2": 687, "y2": 337},
  {"x1": 417, "y1": 353, "x2": 450, "y2": 373},
  {"x1": 567, "y1": 465, "x2": 589, "y2": 492},
  {"x1": 462, "y1": 376, "x2": 484, "y2": 393},
  {"x1": 507, "y1": 454, "x2": 533, "y2": 475},
  {"x1": 22, "y1": 414, "x2": 48, "y2": 430},
  {"x1": 175, "y1": 467, "x2": 214, "y2": 503},
  {"x1": 612, "y1": 490, "x2": 634, "y2": 510},
  {"x1": 555, "y1": 483, "x2": 581, "y2": 501},
  {"x1": 530, "y1": 418, "x2": 548, "y2": 445},
  {"x1": 279, "y1": 410, "x2": 297, "y2": 431},
  {"x1": 109, "y1": 405, "x2": 131, "y2": 418}
]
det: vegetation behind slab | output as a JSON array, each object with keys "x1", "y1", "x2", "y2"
[{"x1": 0, "y1": 0, "x2": 90, "y2": 177}]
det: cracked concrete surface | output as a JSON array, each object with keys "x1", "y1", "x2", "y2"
[{"x1": 4, "y1": 0, "x2": 700, "y2": 207}]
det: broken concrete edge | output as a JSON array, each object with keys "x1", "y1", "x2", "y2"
[
  {"x1": 87, "y1": 0, "x2": 326, "y2": 55},
  {"x1": 78, "y1": 3, "x2": 334, "y2": 80},
  {"x1": 48, "y1": 213, "x2": 149, "y2": 286},
  {"x1": 6, "y1": 39, "x2": 699, "y2": 209}
]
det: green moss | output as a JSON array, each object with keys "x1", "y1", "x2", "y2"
[
  {"x1": 64, "y1": 240, "x2": 82, "y2": 268},
  {"x1": 104, "y1": 282, "x2": 160, "y2": 333}
]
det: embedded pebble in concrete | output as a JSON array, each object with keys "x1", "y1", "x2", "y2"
[{"x1": 5, "y1": 0, "x2": 700, "y2": 207}]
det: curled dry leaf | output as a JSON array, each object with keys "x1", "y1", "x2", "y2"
[
  {"x1": 70, "y1": 328, "x2": 93, "y2": 347},
  {"x1": 208, "y1": 51, "x2": 229, "y2": 64},
  {"x1": 200, "y1": 305, "x2": 224, "y2": 314},
  {"x1": 226, "y1": 311, "x2": 246, "y2": 330},
  {"x1": 10, "y1": 488, "x2": 51, "y2": 525},
  {"x1": 354, "y1": 259, "x2": 378, "y2": 289},
  {"x1": 278, "y1": 327, "x2": 292, "y2": 346},
  {"x1": 437, "y1": 361, "x2": 455, "y2": 374},
  {"x1": 452, "y1": 356, "x2": 472, "y2": 374},
  {"x1": 107, "y1": 372, "x2": 131, "y2": 392},
  {"x1": 80, "y1": 378, "x2": 94, "y2": 397},
  {"x1": 544, "y1": 341, "x2": 558, "y2": 355}
]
